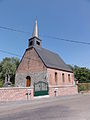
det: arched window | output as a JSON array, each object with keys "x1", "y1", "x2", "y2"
[
  {"x1": 55, "y1": 72, "x2": 57, "y2": 85},
  {"x1": 68, "y1": 74, "x2": 70, "y2": 82},
  {"x1": 62, "y1": 73, "x2": 65, "y2": 83},
  {"x1": 26, "y1": 76, "x2": 31, "y2": 87}
]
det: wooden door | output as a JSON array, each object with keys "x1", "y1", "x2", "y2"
[{"x1": 26, "y1": 76, "x2": 31, "y2": 87}]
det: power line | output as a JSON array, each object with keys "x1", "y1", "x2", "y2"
[
  {"x1": 0, "y1": 26, "x2": 30, "y2": 34},
  {"x1": 41, "y1": 35, "x2": 90, "y2": 45},
  {"x1": 0, "y1": 49, "x2": 40, "y2": 62},
  {"x1": 0, "y1": 25, "x2": 90, "y2": 45},
  {"x1": 0, "y1": 49, "x2": 21, "y2": 57}
]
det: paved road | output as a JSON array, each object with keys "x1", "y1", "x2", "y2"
[{"x1": 0, "y1": 94, "x2": 90, "y2": 120}]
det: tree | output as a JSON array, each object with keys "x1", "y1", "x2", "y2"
[
  {"x1": 69, "y1": 65, "x2": 90, "y2": 83},
  {"x1": 0, "y1": 57, "x2": 20, "y2": 85}
]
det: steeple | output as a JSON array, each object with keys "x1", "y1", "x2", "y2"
[
  {"x1": 32, "y1": 20, "x2": 38, "y2": 38},
  {"x1": 28, "y1": 20, "x2": 42, "y2": 48}
]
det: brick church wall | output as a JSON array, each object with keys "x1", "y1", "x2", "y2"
[
  {"x1": 47, "y1": 68, "x2": 74, "y2": 86},
  {"x1": 15, "y1": 48, "x2": 78, "y2": 97},
  {"x1": 47, "y1": 68, "x2": 78, "y2": 96},
  {"x1": 15, "y1": 48, "x2": 48, "y2": 87}
]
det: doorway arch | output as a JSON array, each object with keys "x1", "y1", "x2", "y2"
[{"x1": 26, "y1": 76, "x2": 31, "y2": 87}]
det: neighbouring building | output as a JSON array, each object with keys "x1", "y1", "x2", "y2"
[{"x1": 15, "y1": 21, "x2": 78, "y2": 97}]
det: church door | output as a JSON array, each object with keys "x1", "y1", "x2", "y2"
[{"x1": 26, "y1": 76, "x2": 31, "y2": 87}]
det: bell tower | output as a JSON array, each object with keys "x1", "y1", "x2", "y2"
[{"x1": 28, "y1": 20, "x2": 42, "y2": 48}]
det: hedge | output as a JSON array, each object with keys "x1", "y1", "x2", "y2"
[{"x1": 78, "y1": 83, "x2": 90, "y2": 92}]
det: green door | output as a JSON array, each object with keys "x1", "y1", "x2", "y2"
[{"x1": 34, "y1": 81, "x2": 49, "y2": 96}]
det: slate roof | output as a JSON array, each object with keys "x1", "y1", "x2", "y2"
[{"x1": 33, "y1": 46, "x2": 72, "y2": 72}]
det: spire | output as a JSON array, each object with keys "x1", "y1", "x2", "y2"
[
  {"x1": 28, "y1": 20, "x2": 42, "y2": 48},
  {"x1": 32, "y1": 20, "x2": 38, "y2": 38}
]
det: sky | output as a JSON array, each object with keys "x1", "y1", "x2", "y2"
[{"x1": 0, "y1": 0, "x2": 90, "y2": 68}]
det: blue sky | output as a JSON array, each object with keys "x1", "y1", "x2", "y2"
[{"x1": 0, "y1": 0, "x2": 90, "y2": 68}]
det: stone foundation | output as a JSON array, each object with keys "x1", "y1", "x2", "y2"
[
  {"x1": 15, "y1": 71, "x2": 48, "y2": 87},
  {"x1": 0, "y1": 87, "x2": 33, "y2": 101}
]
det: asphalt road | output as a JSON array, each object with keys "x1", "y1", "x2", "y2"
[{"x1": 0, "y1": 94, "x2": 90, "y2": 120}]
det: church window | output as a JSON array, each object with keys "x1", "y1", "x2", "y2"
[
  {"x1": 62, "y1": 73, "x2": 65, "y2": 83},
  {"x1": 68, "y1": 74, "x2": 70, "y2": 82},
  {"x1": 55, "y1": 72, "x2": 57, "y2": 85}
]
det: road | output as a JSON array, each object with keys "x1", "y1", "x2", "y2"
[{"x1": 0, "y1": 94, "x2": 90, "y2": 120}]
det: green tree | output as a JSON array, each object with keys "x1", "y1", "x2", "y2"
[
  {"x1": 0, "y1": 57, "x2": 20, "y2": 85},
  {"x1": 71, "y1": 65, "x2": 90, "y2": 83}
]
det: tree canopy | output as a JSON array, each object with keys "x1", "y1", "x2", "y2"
[
  {"x1": 0, "y1": 57, "x2": 20, "y2": 85},
  {"x1": 70, "y1": 65, "x2": 90, "y2": 83}
]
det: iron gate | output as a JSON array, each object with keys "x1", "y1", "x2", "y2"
[{"x1": 34, "y1": 81, "x2": 49, "y2": 96}]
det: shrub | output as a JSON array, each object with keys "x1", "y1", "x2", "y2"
[{"x1": 78, "y1": 83, "x2": 90, "y2": 92}]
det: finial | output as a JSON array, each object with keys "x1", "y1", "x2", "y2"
[{"x1": 32, "y1": 20, "x2": 38, "y2": 38}]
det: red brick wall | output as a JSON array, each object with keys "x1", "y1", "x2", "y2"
[
  {"x1": 49, "y1": 85, "x2": 78, "y2": 97},
  {"x1": 47, "y1": 68, "x2": 74, "y2": 86},
  {"x1": 16, "y1": 48, "x2": 46, "y2": 73},
  {"x1": 0, "y1": 86, "x2": 78, "y2": 101},
  {"x1": 47, "y1": 68, "x2": 78, "y2": 97},
  {"x1": 0, "y1": 87, "x2": 33, "y2": 101}
]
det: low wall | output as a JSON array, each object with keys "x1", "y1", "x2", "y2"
[
  {"x1": 0, "y1": 87, "x2": 33, "y2": 101},
  {"x1": 0, "y1": 85, "x2": 78, "y2": 101},
  {"x1": 49, "y1": 85, "x2": 78, "y2": 97}
]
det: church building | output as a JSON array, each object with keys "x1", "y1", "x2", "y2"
[{"x1": 15, "y1": 21, "x2": 78, "y2": 97}]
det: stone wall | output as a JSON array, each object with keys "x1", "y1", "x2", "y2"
[
  {"x1": 15, "y1": 71, "x2": 48, "y2": 87},
  {"x1": 0, "y1": 87, "x2": 33, "y2": 101}
]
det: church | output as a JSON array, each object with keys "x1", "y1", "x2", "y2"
[{"x1": 15, "y1": 21, "x2": 78, "y2": 97}]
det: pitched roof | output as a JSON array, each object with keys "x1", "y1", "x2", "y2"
[{"x1": 33, "y1": 46, "x2": 72, "y2": 72}]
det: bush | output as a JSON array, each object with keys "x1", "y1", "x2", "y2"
[
  {"x1": 78, "y1": 83, "x2": 90, "y2": 92},
  {"x1": 0, "y1": 80, "x2": 3, "y2": 87}
]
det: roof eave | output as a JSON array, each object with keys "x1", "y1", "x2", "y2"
[{"x1": 46, "y1": 66, "x2": 73, "y2": 73}]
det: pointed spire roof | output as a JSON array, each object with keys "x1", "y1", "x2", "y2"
[{"x1": 32, "y1": 20, "x2": 38, "y2": 38}]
